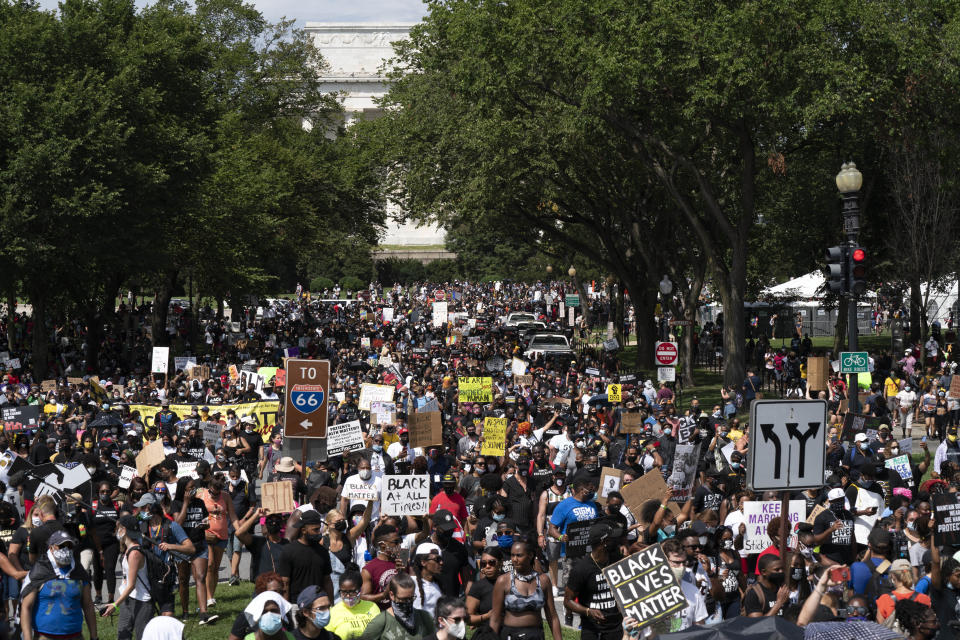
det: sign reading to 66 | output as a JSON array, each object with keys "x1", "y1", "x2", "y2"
[{"x1": 291, "y1": 384, "x2": 325, "y2": 414}]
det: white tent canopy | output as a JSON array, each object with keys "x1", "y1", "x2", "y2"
[{"x1": 762, "y1": 272, "x2": 825, "y2": 299}]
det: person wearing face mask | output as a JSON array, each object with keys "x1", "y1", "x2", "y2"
[
  {"x1": 327, "y1": 572, "x2": 379, "y2": 640},
  {"x1": 359, "y1": 573, "x2": 435, "y2": 640},
  {"x1": 21, "y1": 530, "x2": 98, "y2": 640},
  {"x1": 500, "y1": 456, "x2": 537, "y2": 537},
  {"x1": 428, "y1": 509, "x2": 473, "y2": 598},
  {"x1": 458, "y1": 456, "x2": 486, "y2": 513},
  {"x1": 547, "y1": 471, "x2": 600, "y2": 596},
  {"x1": 411, "y1": 543, "x2": 444, "y2": 616},
  {"x1": 242, "y1": 591, "x2": 294, "y2": 640},
  {"x1": 277, "y1": 510, "x2": 335, "y2": 605},
  {"x1": 236, "y1": 507, "x2": 290, "y2": 577},
  {"x1": 422, "y1": 596, "x2": 467, "y2": 640},
  {"x1": 200, "y1": 474, "x2": 243, "y2": 608},
  {"x1": 430, "y1": 474, "x2": 469, "y2": 541},
  {"x1": 99, "y1": 515, "x2": 151, "y2": 640},
  {"x1": 660, "y1": 539, "x2": 707, "y2": 630},
  {"x1": 322, "y1": 501, "x2": 372, "y2": 571},
  {"x1": 88, "y1": 481, "x2": 121, "y2": 607},
  {"x1": 933, "y1": 425, "x2": 960, "y2": 475},
  {"x1": 812, "y1": 487, "x2": 856, "y2": 567},
  {"x1": 340, "y1": 458, "x2": 382, "y2": 524},
  {"x1": 743, "y1": 554, "x2": 789, "y2": 617},
  {"x1": 714, "y1": 526, "x2": 744, "y2": 618},
  {"x1": 387, "y1": 427, "x2": 422, "y2": 474},
  {"x1": 360, "y1": 434, "x2": 395, "y2": 479},
  {"x1": 294, "y1": 586, "x2": 339, "y2": 640},
  {"x1": 564, "y1": 521, "x2": 625, "y2": 640},
  {"x1": 239, "y1": 416, "x2": 264, "y2": 485}
]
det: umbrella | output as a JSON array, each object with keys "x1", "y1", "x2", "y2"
[
  {"x1": 87, "y1": 413, "x2": 124, "y2": 428},
  {"x1": 346, "y1": 361, "x2": 371, "y2": 372},
  {"x1": 658, "y1": 616, "x2": 804, "y2": 640},
  {"x1": 804, "y1": 621, "x2": 903, "y2": 640},
  {"x1": 588, "y1": 393, "x2": 612, "y2": 407}
]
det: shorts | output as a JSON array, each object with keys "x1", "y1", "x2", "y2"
[
  {"x1": 501, "y1": 625, "x2": 545, "y2": 640},
  {"x1": 925, "y1": 411, "x2": 936, "y2": 418},
  {"x1": 211, "y1": 538, "x2": 227, "y2": 550},
  {"x1": 185, "y1": 538, "x2": 208, "y2": 561},
  {"x1": 544, "y1": 538, "x2": 561, "y2": 563}
]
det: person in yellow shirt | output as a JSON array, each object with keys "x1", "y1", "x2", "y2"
[
  {"x1": 328, "y1": 572, "x2": 379, "y2": 639},
  {"x1": 884, "y1": 373, "x2": 901, "y2": 428}
]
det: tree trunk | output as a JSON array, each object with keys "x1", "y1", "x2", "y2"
[
  {"x1": 30, "y1": 292, "x2": 48, "y2": 380},
  {"x1": 720, "y1": 251, "x2": 748, "y2": 387},
  {"x1": 833, "y1": 297, "x2": 848, "y2": 353},
  {"x1": 152, "y1": 270, "x2": 178, "y2": 346},
  {"x1": 216, "y1": 294, "x2": 225, "y2": 321},
  {"x1": 84, "y1": 308, "x2": 101, "y2": 373},
  {"x1": 632, "y1": 287, "x2": 657, "y2": 371},
  {"x1": 615, "y1": 283, "x2": 625, "y2": 346},
  {"x1": 573, "y1": 275, "x2": 591, "y2": 328},
  {"x1": 5, "y1": 292, "x2": 15, "y2": 350},
  {"x1": 910, "y1": 278, "x2": 923, "y2": 343}
]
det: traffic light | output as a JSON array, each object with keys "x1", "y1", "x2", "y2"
[
  {"x1": 825, "y1": 246, "x2": 847, "y2": 294},
  {"x1": 850, "y1": 246, "x2": 867, "y2": 295}
]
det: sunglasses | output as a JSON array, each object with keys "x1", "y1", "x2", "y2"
[
  {"x1": 848, "y1": 606, "x2": 868, "y2": 615},
  {"x1": 154, "y1": 487, "x2": 167, "y2": 493},
  {"x1": 445, "y1": 616, "x2": 466, "y2": 624},
  {"x1": 479, "y1": 559, "x2": 499, "y2": 568}
]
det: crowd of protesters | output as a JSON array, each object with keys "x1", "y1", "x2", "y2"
[{"x1": 0, "y1": 280, "x2": 958, "y2": 640}]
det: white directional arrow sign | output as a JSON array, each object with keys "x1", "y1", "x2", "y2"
[
  {"x1": 300, "y1": 419, "x2": 313, "y2": 430},
  {"x1": 747, "y1": 400, "x2": 827, "y2": 491}
]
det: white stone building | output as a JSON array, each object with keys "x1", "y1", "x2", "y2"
[{"x1": 306, "y1": 22, "x2": 445, "y2": 246}]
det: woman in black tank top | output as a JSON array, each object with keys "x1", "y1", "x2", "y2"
[{"x1": 322, "y1": 501, "x2": 373, "y2": 571}]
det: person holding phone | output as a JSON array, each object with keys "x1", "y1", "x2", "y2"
[{"x1": 812, "y1": 488, "x2": 856, "y2": 567}]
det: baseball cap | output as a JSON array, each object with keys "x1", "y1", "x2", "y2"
[
  {"x1": 854, "y1": 432, "x2": 868, "y2": 443},
  {"x1": 588, "y1": 520, "x2": 625, "y2": 545},
  {"x1": 890, "y1": 559, "x2": 912, "y2": 572},
  {"x1": 49, "y1": 530, "x2": 78, "y2": 547},
  {"x1": 827, "y1": 487, "x2": 845, "y2": 501},
  {"x1": 134, "y1": 493, "x2": 160, "y2": 508},
  {"x1": 398, "y1": 427, "x2": 409, "y2": 435},
  {"x1": 442, "y1": 473, "x2": 457, "y2": 484},
  {"x1": 415, "y1": 542, "x2": 441, "y2": 557},
  {"x1": 297, "y1": 585, "x2": 327, "y2": 610},
  {"x1": 433, "y1": 509, "x2": 457, "y2": 532},
  {"x1": 298, "y1": 510, "x2": 324, "y2": 526}
]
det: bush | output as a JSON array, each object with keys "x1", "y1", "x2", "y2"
[
  {"x1": 310, "y1": 276, "x2": 334, "y2": 292},
  {"x1": 340, "y1": 275, "x2": 366, "y2": 292},
  {"x1": 376, "y1": 258, "x2": 426, "y2": 285},
  {"x1": 424, "y1": 259, "x2": 460, "y2": 283}
]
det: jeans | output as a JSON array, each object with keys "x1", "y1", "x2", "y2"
[{"x1": 117, "y1": 598, "x2": 153, "y2": 640}]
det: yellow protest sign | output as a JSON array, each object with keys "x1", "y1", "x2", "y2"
[
  {"x1": 607, "y1": 384, "x2": 622, "y2": 403},
  {"x1": 480, "y1": 417, "x2": 507, "y2": 456},
  {"x1": 458, "y1": 377, "x2": 493, "y2": 403},
  {"x1": 121, "y1": 401, "x2": 281, "y2": 443}
]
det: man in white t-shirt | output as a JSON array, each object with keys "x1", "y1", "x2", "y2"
[
  {"x1": 386, "y1": 428, "x2": 422, "y2": 468},
  {"x1": 896, "y1": 384, "x2": 918, "y2": 435},
  {"x1": 339, "y1": 459, "x2": 382, "y2": 523},
  {"x1": 547, "y1": 425, "x2": 575, "y2": 472}
]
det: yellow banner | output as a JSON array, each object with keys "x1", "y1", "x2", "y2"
[
  {"x1": 607, "y1": 384, "x2": 622, "y2": 403},
  {"x1": 125, "y1": 401, "x2": 281, "y2": 442},
  {"x1": 458, "y1": 377, "x2": 492, "y2": 403},
  {"x1": 480, "y1": 417, "x2": 507, "y2": 456}
]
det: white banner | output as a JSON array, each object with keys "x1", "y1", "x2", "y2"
[
  {"x1": 742, "y1": 500, "x2": 805, "y2": 553},
  {"x1": 432, "y1": 301, "x2": 448, "y2": 328},
  {"x1": 326, "y1": 420, "x2": 365, "y2": 457},
  {"x1": 359, "y1": 383, "x2": 395, "y2": 411},
  {"x1": 381, "y1": 475, "x2": 430, "y2": 516},
  {"x1": 382, "y1": 308, "x2": 394, "y2": 323}
]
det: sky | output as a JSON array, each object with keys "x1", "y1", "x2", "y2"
[{"x1": 37, "y1": 0, "x2": 429, "y2": 28}]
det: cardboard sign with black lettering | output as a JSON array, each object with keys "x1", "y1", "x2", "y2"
[
  {"x1": 261, "y1": 481, "x2": 295, "y2": 514},
  {"x1": 620, "y1": 413, "x2": 644, "y2": 434},
  {"x1": 381, "y1": 475, "x2": 430, "y2": 516},
  {"x1": 409, "y1": 411, "x2": 443, "y2": 448},
  {"x1": 621, "y1": 470, "x2": 680, "y2": 519},
  {"x1": 603, "y1": 544, "x2": 687, "y2": 629},
  {"x1": 933, "y1": 493, "x2": 960, "y2": 547},
  {"x1": 564, "y1": 518, "x2": 596, "y2": 558}
]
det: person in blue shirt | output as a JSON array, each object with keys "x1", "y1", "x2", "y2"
[
  {"x1": 850, "y1": 527, "x2": 893, "y2": 595},
  {"x1": 21, "y1": 529, "x2": 98, "y2": 640}
]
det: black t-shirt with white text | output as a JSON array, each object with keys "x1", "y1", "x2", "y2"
[
  {"x1": 567, "y1": 555, "x2": 622, "y2": 632},
  {"x1": 812, "y1": 509, "x2": 855, "y2": 565}
]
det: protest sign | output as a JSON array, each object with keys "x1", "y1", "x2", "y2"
[
  {"x1": 261, "y1": 481, "x2": 295, "y2": 514},
  {"x1": 33, "y1": 464, "x2": 93, "y2": 502},
  {"x1": 806, "y1": 357, "x2": 829, "y2": 391},
  {"x1": 126, "y1": 400, "x2": 280, "y2": 442},
  {"x1": 840, "y1": 412, "x2": 882, "y2": 442},
  {"x1": 136, "y1": 439, "x2": 165, "y2": 478},
  {"x1": 607, "y1": 384, "x2": 622, "y2": 403},
  {"x1": 515, "y1": 374, "x2": 533, "y2": 386},
  {"x1": 585, "y1": 367, "x2": 601, "y2": 377},
  {"x1": 342, "y1": 476, "x2": 380, "y2": 501},
  {"x1": 885, "y1": 454, "x2": 912, "y2": 480},
  {"x1": 458, "y1": 377, "x2": 493, "y2": 403},
  {"x1": 480, "y1": 417, "x2": 507, "y2": 456},
  {"x1": 174, "y1": 356, "x2": 197, "y2": 373},
  {"x1": 899, "y1": 438, "x2": 913, "y2": 454},
  {"x1": 417, "y1": 396, "x2": 440, "y2": 413},
  {"x1": 228, "y1": 365, "x2": 239, "y2": 382},
  {"x1": 326, "y1": 420, "x2": 365, "y2": 456},
  {"x1": 409, "y1": 411, "x2": 443, "y2": 448},
  {"x1": 176, "y1": 461, "x2": 199, "y2": 479},
  {"x1": 382, "y1": 307, "x2": 394, "y2": 323},
  {"x1": 805, "y1": 504, "x2": 826, "y2": 525},
  {"x1": 189, "y1": 364, "x2": 210, "y2": 380},
  {"x1": 41, "y1": 379, "x2": 57, "y2": 392},
  {"x1": 151, "y1": 347, "x2": 169, "y2": 374},
  {"x1": 854, "y1": 489, "x2": 884, "y2": 544},
  {"x1": 620, "y1": 413, "x2": 644, "y2": 434},
  {"x1": 621, "y1": 470, "x2": 679, "y2": 518},
  {"x1": 666, "y1": 443, "x2": 700, "y2": 502},
  {"x1": 512, "y1": 357, "x2": 527, "y2": 376},
  {"x1": 742, "y1": 500, "x2": 805, "y2": 553},
  {"x1": 274, "y1": 369, "x2": 286, "y2": 387},
  {"x1": 598, "y1": 467, "x2": 623, "y2": 505},
  {"x1": 933, "y1": 493, "x2": 960, "y2": 547},
  {"x1": 118, "y1": 465, "x2": 137, "y2": 490},
  {"x1": 603, "y1": 338, "x2": 620, "y2": 352},
  {"x1": 370, "y1": 401, "x2": 397, "y2": 426},
  {"x1": 565, "y1": 518, "x2": 596, "y2": 558},
  {"x1": 950, "y1": 376, "x2": 960, "y2": 400},
  {"x1": 67, "y1": 377, "x2": 84, "y2": 385},
  {"x1": 432, "y1": 301, "x2": 448, "y2": 327},
  {"x1": 603, "y1": 544, "x2": 687, "y2": 630},
  {"x1": 200, "y1": 421, "x2": 220, "y2": 445},
  {"x1": 359, "y1": 383, "x2": 395, "y2": 411},
  {"x1": 1, "y1": 405, "x2": 40, "y2": 432},
  {"x1": 381, "y1": 475, "x2": 430, "y2": 516},
  {"x1": 5, "y1": 358, "x2": 20, "y2": 370}
]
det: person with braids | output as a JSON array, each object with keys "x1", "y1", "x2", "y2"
[
  {"x1": 466, "y1": 547, "x2": 503, "y2": 629},
  {"x1": 895, "y1": 598, "x2": 940, "y2": 640},
  {"x1": 489, "y1": 538, "x2": 562, "y2": 640},
  {"x1": 360, "y1": 524, "x2": 404, "y2": 610},
  {"x1": 228, "y1": 572, "x2": 287, "y2": 640},
  {"x1": 411, "y1": 542, "x2": 444, "y2": 617}
]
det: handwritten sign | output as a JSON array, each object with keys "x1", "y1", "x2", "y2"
[
  {"x1": 359, "y1": 383, "x2": 395, "y2": 411},
  {"x1": 603, "y1": 544, "x2": 687, "y2": 630},
  {"x1": 262, "y1": 481, "x2": 295, "y2": 514},
  {"x1": 151, "y1": 347, "x2": 169, "y2": 374},
  {"x1": 480, "y1": 417, "x2": 507, "y2": 456},
  {"x1": 136, "y1": 439, "x2": 166, "y2": 478},
  {"x1": 119, "y1": 465, "x2": 137, "y2": 490},
  {"x1": 620, "y1": 413, "x2": 644, "y2": 434},
  {"x1": 342, "y1": 476, "x2": 379, "y2": 501},
  {"x1": 326, "y1": 420, "x2": 365, "y2": 457},
  {"x1": 409, "y1": 411, "x2": 442, "y2": 449},
  {"x1": 885, "y1": 454, "x2": 913, "y2": 480},
  {"x1": 515, "y1": 374, "x2": 533, "y2": 386},
  {"x1": 176, "y1": 461, "x2": 199, "y2": 479},
  {"x1": 381, "y1": 475, "x2": 430, "y2": 516},
  {"x1": 458, "y1": 377, "x2": 493, "y2": 403},
  {"x1": 742, "y1": 500, "x2": 805, "y2": 553},
  {"x1": 370, "y1": 401, "x2": 396, "y2": 425}
]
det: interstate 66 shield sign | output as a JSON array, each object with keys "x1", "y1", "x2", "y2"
[{"x1": 284, "y1": 359, "x2": 330, "y2": 438}]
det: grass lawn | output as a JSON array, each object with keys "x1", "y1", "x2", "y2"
[{"x1": 94, "y1": 582, "x2": 582, "y2": 640}]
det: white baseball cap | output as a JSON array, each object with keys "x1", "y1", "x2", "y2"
[
  {"x1": 827, "y1": 487, "x2": 845, "y2": 501},
  {"x1": 854, "y1": 433, "x2": 868, "y2": 442}
]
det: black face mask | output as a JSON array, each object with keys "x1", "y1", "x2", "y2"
[
  {"x1": 767, "y1": 571, "x2": 785, "y2": 586},
  {"x1": 607, "y1": 504, "x2": 620, "y2": 516},
  {"x1": 830, "y1": 499, "x2": 845, "y2": 516},
  {"x1": 333, "y1": 520, "x2": 347, "y2": 533},
  {"x1": 305, "y1": 533, "x2": 323, "y2": 545},
  {"x1": 265, "y1": 520, "x2": 282, "y2": 535},
  {"x1": 791, "y1": 567, "x2": 805, "y2": 581}
]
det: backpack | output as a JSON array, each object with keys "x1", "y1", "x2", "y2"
[
  {"x1": 863, "y1": 558, "x2": 894, "y2": 602},
  {"x1": 880, "y1": 591, "x2": 919, "y2": 632},
  {"x1": 136, "y1": 521, "x2": 178, "y2": 593}
]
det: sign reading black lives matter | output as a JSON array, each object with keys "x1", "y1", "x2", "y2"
[
  {"x1": 603, "y1": 544, "x2": 687, "y2": 630},
  {"x1": 933, "y1": 493, "x2": 960, "y2": 547}
]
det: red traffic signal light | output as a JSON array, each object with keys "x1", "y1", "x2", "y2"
[
  {"x1": 850, "y1": 246, "x2": 867, "y2": 294},
  {"x1": 852, "y1": 248, "x2": 865, "y2": 262}
]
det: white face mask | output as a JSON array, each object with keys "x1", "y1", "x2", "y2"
[
  {"x1": 359, "y1": 469, "x2": 372, "y2": 481},
  {"x1": 445, "y1": 619, "x2": 466, "y2": 639},
  {"x1": 32, "y1": 515, "x2": 42, "y2": 527}
]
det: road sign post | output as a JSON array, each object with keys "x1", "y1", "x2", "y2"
[
  {"x1": 840, "y1": 351, "x2": 869, "y2": 374},
  {"x1": 284, "y1": 358, "x2": 330, "y2": 439},
  {"x1": 747, "y1": 400, "x2": 827, "y2": 491}
]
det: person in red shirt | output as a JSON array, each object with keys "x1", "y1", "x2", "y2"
[
  {"x1": 755, "y1": 515, "x2": 786, "y2": 574},
  {"x1": 430, "y1": 473, "x2": 468, "y2": 542}
]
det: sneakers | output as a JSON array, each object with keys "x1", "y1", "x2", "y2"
[
  {"x1": 228, "y1": 575, "x2": 241, "y2": 586},
  {"x1": 207, "y1": 598, "x2": 217, "y2": 608},
  {"x1": 199, "y1": 612, "x2": 220, "y2": 625},
  {"x1": 93, "y1": 595, "x2": 102, "y2": 606},
  {"x1": 552, "y1": 585, "x2": 560, "y2": 597},
  {"x1": 180, "y1": 612, "x2": 189, "y2": 623}
]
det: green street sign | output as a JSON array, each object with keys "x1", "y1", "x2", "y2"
[
  {"x1": 565, "y1": 294, "x2": 580, "y2": 307},
  {"x1": 840, "y1": 351, "x2": 869, "y2": 374}
]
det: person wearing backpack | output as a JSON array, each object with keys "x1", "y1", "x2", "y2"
[
  {"x1": 101, "y1": 515, "x2": 153, "y2": 640},
  {"x1": 852, "y1": 527, "x2": 895, "y2": 597},
  {"x1": 130, "y1": 493, "x2": 195, "y2": 618},
  {"x1": 875, "y1": 559, "x2": 931, "y2": 625}
]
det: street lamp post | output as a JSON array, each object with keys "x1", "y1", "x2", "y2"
[
  {"x1": 659, "y1": 276, "x2": 673, "y2": 341},
  {"x1": 836, "y1": 162, "x2": 863, "y2": 413}
]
